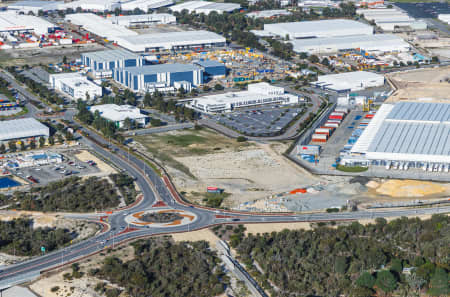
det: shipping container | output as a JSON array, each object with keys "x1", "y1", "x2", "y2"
[
  {"x1": 329, "y1": 115, "x2": 343, "y2": 120},
  {"x1": 297, "y1": 145, "x2": 320, "y2": 156},
  {"x1": 312, "y1": 134, "x2": 327, "y2": 142},
  {"x1": 315, "y1": 128, "x2": 331, "y2": 135},
  {"x1": 324, "y1": 122, "x2": 339, "y2": 128}
]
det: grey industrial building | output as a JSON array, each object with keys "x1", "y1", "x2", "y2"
[{"x1": 342, "y1": 101, "x2": 450, "y2": 171}]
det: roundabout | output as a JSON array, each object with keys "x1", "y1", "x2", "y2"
[{"x1": 125, "y1": 208, "x2": 197, "y2": 228}]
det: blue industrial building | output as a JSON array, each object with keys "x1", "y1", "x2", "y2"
[
  {"x1": 81, "y1": 49, "x2": 143, "y2": 72},
  {"x1": 112, "y1": 63, "x2": 204, "y2": 92},
  {"x1": 194, "y1": 60, "x2": 226, "y2": 78}
]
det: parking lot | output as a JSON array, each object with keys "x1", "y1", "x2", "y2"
[
  {"x1": 12, "y1": 155, "x2": 100, "y2": 187},
  {"x1": 212, "y1": 106, "x2": 302, "y2": 136}
]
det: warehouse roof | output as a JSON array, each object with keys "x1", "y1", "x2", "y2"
[
  {"x1": 8, "y1": 0, "x2": 61, "y2": 9},
  {"x1": 121, "y1": 63, "x2": 201, "y2": 75},
  {"x1": 82, "y1": 49, "x2": 141, "y2": 62},
  {"x1": 352, "y1": 102, "x2": 450, "y2": 163},
  {"x1": 114, "y1": 30, "x2": 225, "y2": 51},
  {"x1": 65, "y1": 13, "x2": 137, "y2": 40},
  {"x1": 313, "y1": 71, "x2": 384, "y2": 92},
  {"x1": 264, "y1": 19, "x2": 373, "y2": 38},
  {"x1": 291, "y1": 34, "x2": 410, "y2": 53},
  {"x1": 0, "y1": 13, "x2": 55, "y2": 35},
  {"x1": 246, "y1": 9, "x2": 292, "y2": 18},
  {"x1": 194, "y1": 60, "x2": 225, "y2": 67},
  {"x1": 0, "y1": 118, "x2": 49, "y2": 141},
  {"x1": 170, "y1": 1, "x2": 240, "y2": 13},
  {"x1": 89, "y1": 104, "x2": 147, "y2": 122}
]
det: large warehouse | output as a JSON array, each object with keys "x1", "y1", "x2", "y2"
[
  {"x1": 169, "y1": 1, "x2": 241, "y2": 14},
  {"x1": 313, "y1": 71, "x2": 385, "y2": 92},
  {"x1": 81, "y1": 49, "x2": 144, "y2": 77},
  {"x1": 113, "y1": 30, "x2": 226, "y2": 52},
  {"x1": 65, "y1": 13, "x2": 138, "y2": 42},
  {"x1": 88, "y1": 104, "x2": 148, "y2": 128},
  {"x1": 0, "y1": 118, "x2": 49, "y2": 143},
  {"x1": 263, "y1": 19, "x2": 373, "y2": 39},
  {"x1": 291, "y1": 34, "x2": 410, "y2": 54},
  {"x1": 120, "y1": 0, "x2": 175, "y2": 11},
  {"x1": 112, "y1": 63, "x2": 203, "y2": 92},
  {"x1": 357, "y1": 8, "x2": 427, "y2": 31},
  {"x1": 7, "y1": 0, "x2": 60, "y2": 14},
  {"x1": 107, "y1": 13, "x2": 176, "y2": 26},
  {"x1": 189, "y1": 82, "x2": 299, "y2": 113},
  {"x1": 0, "y1": 13, "x2": 56, "y2": 35},
  {"x1": 343, "y1": 101, "x2": 450, "y2": 170}
]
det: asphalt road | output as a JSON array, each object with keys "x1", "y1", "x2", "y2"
[{"x1": 0, "y1": 69, "x2": 449, "y2": 289}]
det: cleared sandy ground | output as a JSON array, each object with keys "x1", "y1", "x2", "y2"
[
  {"x1": 386, "y1": 66, "x2": 450, "y2": 101},
  {"x1": 244, "y1": 222, "x2": 312, "y2": 235},
  {"x1": 172, "y1": 142, "x2": 319, "y2": 207},
  {"x1": 75, "y1": 150, "x2": 116, "y2": 176},
  {"x1": 171, "y1": 228, "x2": 219, "y2": 247},
  {"x1": 30, "y1": 245, "x2": 135, "y2": 297}
]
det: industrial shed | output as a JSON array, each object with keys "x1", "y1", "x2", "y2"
[
  {"x1": 0, "y1": 13, "x2": 56, "y2": 35},
  {"x1": 112, "y1": 63, "x2": 203, "y2": 91},
  {"x1": 313, "y1": 71, "x2": 385, "y2": 92},
  {"x1": 82, "y1": 49, "x2": 144, "y2": 72},
  {"x1": 169, "y1": 1, "x2": 241, "y2": 14},
  {"x1": 0, "y1": 118, "x2": 49, "y2": 143},
  {"x1": 194, "y1": 60, "x2": 226, "y2": 78},
  {"x1": 65, "y1": 13, "x2": 138, "y2": 42},
  {"x1": 107, "y1": 13, "x2": 176, "y2": 26},
  {"x1": 291, "y1": 34, "x2": 410, "y2": 54},
  {"x1": 113, "y1": 30, "x2": 226, "y2": 52},
  {"x1": 263, "y1": 19, "x2": 373, "y2": 39},
  {"x1": 345, "y1": 102, "x2": 450, "y2": 169}
]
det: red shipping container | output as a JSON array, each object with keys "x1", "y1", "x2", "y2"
[{"x1": 329, "y1": 115, "x2": 343, "y2": 120}]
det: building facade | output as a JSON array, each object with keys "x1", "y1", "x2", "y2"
[
  {"x1": 112, "y1": 63, "x2": 203, "y2": 92},
  {"x1": 189, "y1": 82, "x2": 299, "y2": 113}
]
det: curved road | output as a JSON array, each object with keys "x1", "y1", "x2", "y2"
[{"x1": 0, "y1": 72, "x2": 449, "y2": 287}]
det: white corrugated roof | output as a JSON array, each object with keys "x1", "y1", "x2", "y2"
[{"x1": 0, "y1": 118, "x2": 49, "y2": 141}]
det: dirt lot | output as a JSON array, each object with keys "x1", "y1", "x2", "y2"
[
  {"x1": 0, "y1": 44, "x2": 105, "y2": 67},
  {"x1": 386, "y1": 66, "x2": 450, "y2": 101},
  {"x1": 75, "y1": 150, "x2": 117, "y2": 176},
  {"x1": 134, "y1": 128, "x2": 319, "y2": 207},
  {"x1": 30, "y1": 244, "x2": 135, "y2": 297}
]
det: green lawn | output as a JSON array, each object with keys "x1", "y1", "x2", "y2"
[
  {"x1": 336, "y1": 165, "x2": 368, "y2": 173},
  {"x1": 159, "y1": 134, "x2": 208, "y2": 146}
]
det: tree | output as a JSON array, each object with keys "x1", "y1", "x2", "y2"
[
  {"x1": 214, "y1": 83, "x2": 224, "y2": 91},
  {"x1": 8, "y1": 140, "x2": 16, "y2": 152},
  {"x1": 123, "y1": 117, "x2": 133, "y2": 130},
  {"x1": 30, "y1": 140, "x2": 36, "y2": 150},
  {"x1": 428, "y1": 268, "x2": 449, "y2": 296},
  {"x1": 299, "y1": 52, "x2": 308, "y2": 59},
  {"x1": 308, "y1": 55, "x2": 319, "y2": 63},
  {"x1": 0, "y1": 143, "x2": 5, "y2": 154},
  {"x1": 375, "y1": 270, "x2": 397, "y2": 294},
  {"x1": 349, "y1": 286, "x2": 375, "y2": 297},
  {"x1": 334, "y1": 256, "x2": 348, "y2": 274},
  {"x1": 143, "y1": 92, "x2": 152, "y2": 107},
  {"x1": 236, "y1": 136, "x2": 247, "y2": 142},
  {"x1": 390, "y1": 258, "x2": 403, "y2": 273},
  {"x1": 20, "y1": 141, "x2": 26, "y2": 151},
  {"x1": 57, "y1": 134, "x2": 64, "y2": 144},
  {"x1": 202, "y1": 85, "x2": 211, "y2": 92},
  {"x1": 48, "y1": 135, "x2": 55, "y2": 146},
  {"x1": 321, "y1": 58, "x2": 330, "y2": 66},
  {"x1": 356, "y1": 272, "x2": 375, "y2": 289},
  {"x1": 431, "y1": 56, "x2": 439, "y2": 63},
  {"x1": 62, "y1": 56, "x2": 68, "y2": 64},
  {"x1": 39, "y1": 137, "x2": 46, "y2": 148},
  {"x1": 150, "y1": 118, "x2": 162, "y2": 127}
]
